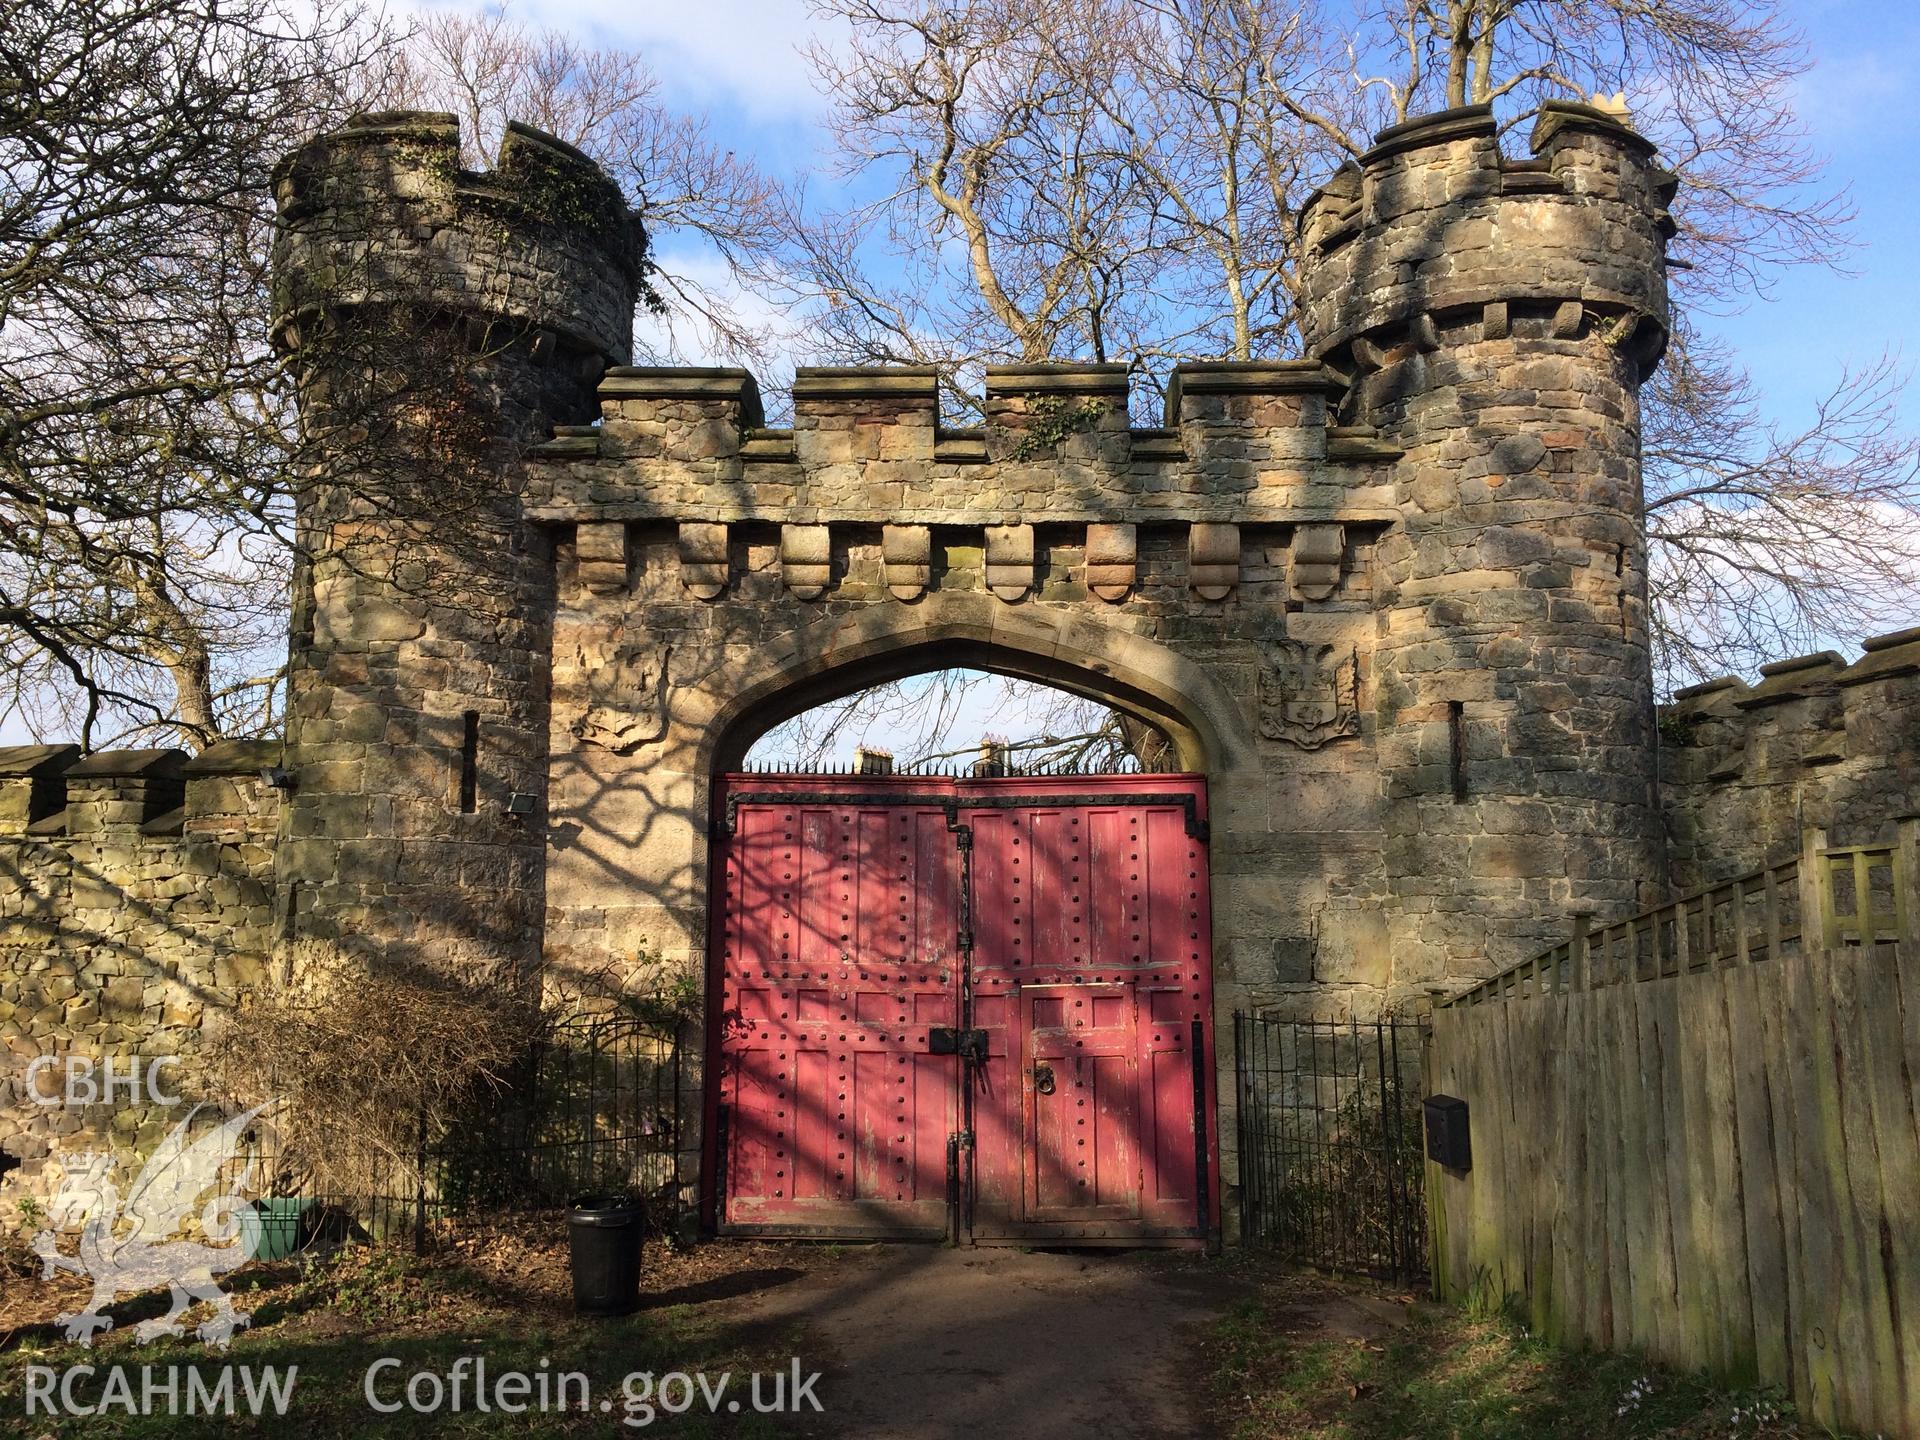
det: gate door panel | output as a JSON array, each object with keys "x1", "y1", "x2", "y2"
[
  {"x1": 1024, "y1": 984, "x2": 1140, "y2": 1221},
  {"x1": 964, "y1": 778, "x2": 1217, "y2": 1244},
  {"x1": 712, "y1": 773, "x2": 1216, "y2": 1245},
  {"x1": 714, "y1": 791, "x2": 959, "y2": 1237}
]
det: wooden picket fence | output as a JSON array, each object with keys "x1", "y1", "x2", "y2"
[{"x1": 1427, "y1": 821, "x2": 1920, "y2": 1438}]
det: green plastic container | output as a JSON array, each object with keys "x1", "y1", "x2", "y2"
[{"x1": 241, "y1": 1197, "x2": 312, "y2": 1261}]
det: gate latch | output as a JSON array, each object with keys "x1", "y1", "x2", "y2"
[{"x1": 929, "y1": 1027, "x2": 989, "y2": 1061}]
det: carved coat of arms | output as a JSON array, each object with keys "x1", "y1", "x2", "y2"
[
  {"x1": 1259, "y1": 640, "x2": 1361, "y2": 749},
  {"x1": 571, "y1": 640, "x2": 671, "y2": 753}
]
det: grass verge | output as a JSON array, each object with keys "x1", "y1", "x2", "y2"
[{"x1": 1201, "y1": 1278, "x2": 1830, "y2": 1440}]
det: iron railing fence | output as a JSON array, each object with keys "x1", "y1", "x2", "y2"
[
  {"x1": 735, "y1": 754, "x2": 1179, "y2": 778},
  {"x1": 1234, "y1": 1014, "x2": 1428, "y2": 1281},
  {"x1": 239, "y1": 1014, "x2": 683, "y2": 1252}
]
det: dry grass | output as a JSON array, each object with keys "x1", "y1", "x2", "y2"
[
  {"x1": 206, "y1": 957, "x2": 555, "y2": 1198},
  {"x1": 1, "y1": 1218, "x2": 829, "y2": 1437},
  {"x1": 1202, "y1": 1277, "x2": 1835, "y2": 1439}
]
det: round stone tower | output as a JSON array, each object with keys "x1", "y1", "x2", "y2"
[
  {"x1": 1298, "y1": 101, "x2": 1677, "y2": 989},
  {"x1": 269, "y1": 111, "x2": 643, "y2": 983}
]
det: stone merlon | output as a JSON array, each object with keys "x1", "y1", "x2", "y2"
[
  {"x1": 527, "y1": 360, "x2": 1396, "y2": 528},
  {"x1": 1660, "y1": 625, "x2": 1920, "y2": 888},
  {"x1": 1298, "y1": 101, "x2": 1676, "y2": 375},
  {"x1": 271, "y1": 109, "x2": 644, "y2": 369}
]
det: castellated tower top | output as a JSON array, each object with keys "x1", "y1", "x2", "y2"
[
  {"x1": 269, "y1": 110, "x2": 643, "y2": 370},
  {"x1": 1298, "y1": 100, "x2": 1678, "y2": 377}
]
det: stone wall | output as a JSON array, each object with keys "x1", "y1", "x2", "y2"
[
  {"x1": 1659, "y1": 627, "x2": 1920, "y2": 889},
  {"x1": 529, "y1": 361, "x2": 1410, "y2": 1217},
  {"x1": 511, "y1": 101, "x2": 1682, "y2": 1211},
  {"x1": 270, "y1": 111, "x2": 642, "y2": 993},
  {"x1": 1299, "y1": 100, "x2": 1676, "y2": 987},
  {"x1": 529, "y1": 362, "x2": 1405, "y2": 1021},
  {"x1": 0, "y1": 742, "x2": 280, "y2": 1219},
  {"x1": 0, "y1": 100, "x2": 1721, "y2": 1221}
]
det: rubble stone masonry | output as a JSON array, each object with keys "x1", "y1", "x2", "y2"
[{"x1": 8, "y1": 100, "x2": 1910, "y2": 1215}]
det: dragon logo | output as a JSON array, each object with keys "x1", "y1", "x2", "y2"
[{"x1": 32, "y1": 1101, "x2": 276, "y2": 1348}]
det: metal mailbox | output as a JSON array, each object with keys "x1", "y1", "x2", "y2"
[{"x1": 1424, "y1": 1094, "x2": 1472, "y2": 1172}]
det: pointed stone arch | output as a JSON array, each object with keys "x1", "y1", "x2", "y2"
[{"x1": 689, "y1": 593, "x2": 1256, "y2": 774}]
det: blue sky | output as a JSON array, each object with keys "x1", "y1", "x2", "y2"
[
  {"x1": 498, "y1": 0, "x2": 1920, "y2": 758},
  {"x1": 513, "y1": 0, "x2": 1920, "y2": 438},
  {"x1": 373, "y1": 0, "x2": 1920, "y2": 764},
  {"x1": 23, "y1": 2, "x2": 1910, "y2": 752},
  {"x1": 1712, "y1": 1, "x2": 1920, "y2": 436}
]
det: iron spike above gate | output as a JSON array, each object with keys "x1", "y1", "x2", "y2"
[
  {"x1": 718, "y1": 786, "x2": 1209, "y2": 841},
  {"x1": 734, "y1": 752, "x2": 1167, "y2": 782}
]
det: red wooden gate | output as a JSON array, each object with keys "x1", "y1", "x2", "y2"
[{"x1": 708, "y1": 773, "x2": 1216, "y2": 1245}]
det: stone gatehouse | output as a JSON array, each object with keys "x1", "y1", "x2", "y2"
[{"x1": 4, "y1": 101, "x2": 1918, "y2": 1228}]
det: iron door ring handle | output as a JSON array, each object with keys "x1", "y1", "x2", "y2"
[{"x1": 1034, "y1": 1062, "x2": 1055, "y2": 1095}]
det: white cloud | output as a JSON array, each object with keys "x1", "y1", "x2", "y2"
[
  {"x1": 634, "y1": 246, "x2": 814, "y2": 395},
  {"x1": 1792, "y1": 44, "x2": 1918, "y2": 142},
  {"x1": 504, "y1": 0, "x2": 843, "y2": 118}
]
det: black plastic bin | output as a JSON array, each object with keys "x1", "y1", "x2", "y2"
[{"x1": 567, "y1": 1195, "x2": 643, "y2": 1316}]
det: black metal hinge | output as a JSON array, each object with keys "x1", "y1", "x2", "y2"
[{"x1": 929, "y1": 1028, "x2": 989, "y2": 1061}]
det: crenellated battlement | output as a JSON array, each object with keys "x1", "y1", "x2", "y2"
[
  {"x1": 524, "y1": 360, "x2": 1402, "y2": 530},
  {"x1": 516, "y1": 360, "x2": 1410, "y2": 606},
  {"x1": 1663, "y1": 627, "x2": 1920, "y2": 718},
  {"x1": 8, "y1": 100, "x2": 1820, "y2": 1216},
  {"x1": 1660, "y1": 627, "x2": 1920, "y2": 887},
  {"x1": 1298, "y1": 101, "x2": 1675, "y2": 377},
  {"x1": 270, "y1": 109, "x2": 643, "y2": 371},
  {"x1": 0, "y1": 741, "x2": 279, "y2": 1195},
  {"x1": 0, "y1": 740, "x2": 284, "y2": 842}
]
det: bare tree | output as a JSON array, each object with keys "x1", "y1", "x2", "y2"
[
  {"x1": 752, "y1": 670, "x2": 1001, "y2": 767},
  {"x1": 382, "y1": 3, "x2": 789, "y2": 369},
  {"x1": 798, "y1": 0, "x2": 1919, "y2": 689},
  {"x1": 0, "y1": 0, "x2": 395, "y2": 748},
  {"x1": 1, "y1": 1, "x2": 792, "y2": 748},
  {"x1": 1644, "y1": 324, "x2": 1920, "y2": 681},
  {"x1": 1337, "y1": 0, "x2": 1918, "y2": 683},
  {"x1": 749, "y1": 669, "x2": 1139, "y2": 771},
  {"x1": 793, "y1": 0, "x2": 1373, "y2": 405},
  {"x1": 790, "y1": 0, "x2": 1170, "y2": 409},
  {"x1": 1346, "y1": 0, "x2": 1852, "y2": 304},
  {"x1": 1082, "y1": 1, "x2": 1361, "y2": 368}
]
